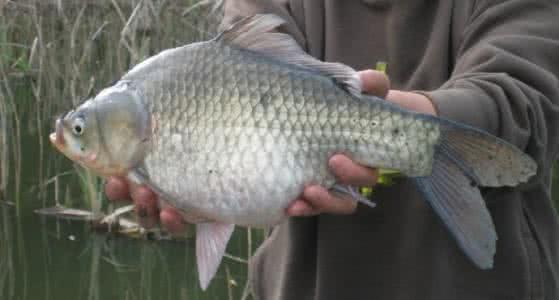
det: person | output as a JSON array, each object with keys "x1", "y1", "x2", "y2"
[{"x1": 105, "y1": 1, "x2": 559, "y2": 299}]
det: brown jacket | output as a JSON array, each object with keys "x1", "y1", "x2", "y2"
[{"x1": 222, "y1": 1, "x2": 559, "y2": 299}]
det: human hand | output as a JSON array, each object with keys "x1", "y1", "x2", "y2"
[
  {"x1": 286, "y1": 70, "x2": 437, "y2": 216},
  {"x1": 105, "y1": 177, "x2": 187, "y2": 233}
]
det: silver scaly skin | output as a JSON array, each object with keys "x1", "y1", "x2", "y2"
[
  {"x1": 123, "y1": 41, "x2": 439, "y2": 226},
  {"x1": 50, "y1": 14, "x2": 536, "y2": 289}
]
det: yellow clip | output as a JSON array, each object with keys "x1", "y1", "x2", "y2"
[
  {"x1": 375, "y1": 61, "x2": 388, "y2": 74},
  {"x1": 378, "y1": 168, "x2": 400, "y2": 186},
  {"x1": 359, "y1": 168, "x2": 401, "y2": 198},
  {"x1": 359, "y1": 187, "x2": 374, "y2": 198}
]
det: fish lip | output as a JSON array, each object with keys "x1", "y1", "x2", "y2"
[{"x1": 50, "y1": 119, "x2": 65, "y2": 147}]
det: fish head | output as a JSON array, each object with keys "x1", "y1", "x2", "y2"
[
  {"x1": 50, "y1": 99, "x2": 105, "y2": 171},
  {"x1": 50, "y1": 81, "x2": 150, "y2": 177}
]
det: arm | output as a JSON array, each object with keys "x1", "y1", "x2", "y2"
[
  {"x1": 284, "y1": 0, "x2": 559, "y2": 214},
  {"x1": 425, "y1": 0, "x2": 559, "y2": 160}
]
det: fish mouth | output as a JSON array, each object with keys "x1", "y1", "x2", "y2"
[{"x1": 49, "y1": 119, "x2": 65, "y2": 150}]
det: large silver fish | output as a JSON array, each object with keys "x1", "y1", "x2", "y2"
[{"x1": 50, "y1": 15, "x2": 537, "y2": 289}]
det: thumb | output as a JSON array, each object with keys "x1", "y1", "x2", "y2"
[{"x1": 358, "y1": 70, "x2": 390, "y2": 97}]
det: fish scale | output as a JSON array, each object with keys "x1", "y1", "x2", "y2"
[
  {"x1": 50, "y1": 14, "x2": 536, "y2": 289},
  {"x1": 123, "y1": 41, "x2": 436, "y2": 226}
]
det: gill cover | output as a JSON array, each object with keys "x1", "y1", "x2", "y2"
[{"x1": 89, "y1": 81, "x2": 151, "y2": 175}]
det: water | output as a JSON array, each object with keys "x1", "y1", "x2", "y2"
[
  {"x1": 0, "y1": 208, "x2": 257, "y2": 300},
  {"x1": 1, "y1": 208, "x2": 257, "y2": 300}
]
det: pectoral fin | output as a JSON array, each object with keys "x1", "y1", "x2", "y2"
[
  {"x1": 196, "y1": 222, "x2": 235, "y2": 290},
  {"x1": 330, "y1": 184, "x2": 376, "y2": 209}
]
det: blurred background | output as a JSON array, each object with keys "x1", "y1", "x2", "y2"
[{"x1": 0, "y1": 1, "x2": 558, "y2": 300}]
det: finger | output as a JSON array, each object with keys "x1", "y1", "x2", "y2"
[
  {"x1": 286, "y1": 199, "x2": 320, "y2": 217},
  {"x1": 329, "y1": 154, "x2": 378, "y2": 187},
  {"x1": 386, "y1": 90, "x2": 437, "y2": 115},
  {"x1": 104, "y1": 177, "x2": 130, "y2": 202},
  {"x1": 160, "y1": 207, "x2": 188, "y2": 235},
  {"x1": 358, "y1": 70, "x2": 390, "y2": 97},
  {"x1": 131, "y1": 185, "x2": 159, "y2": 228},
  {"x1": 303, "y1": 185, "x2": 357, "y2": 215}
]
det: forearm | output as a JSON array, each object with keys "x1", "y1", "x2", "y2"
[
  {"x1": 423, "y1": 0, "x2": 559, "y2": 157},
  {"x1": 421, "y1": 3, "x2": 559, "y2": 267}
]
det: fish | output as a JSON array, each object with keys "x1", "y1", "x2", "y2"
[{"x1": 50, "y1": 14, "x2": 537, "y2": 290}]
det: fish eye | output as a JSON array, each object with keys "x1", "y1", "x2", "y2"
[{"x1": 72, "y1": 118, "x2": 85, "y2": 136}]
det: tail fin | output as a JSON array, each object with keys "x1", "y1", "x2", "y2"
[
  {"x1": 414, "y1": 120, "x2": 537, "y2": 269},
  {"x1": 438, "y1": 122, "x2": 537, "y2": 187}
]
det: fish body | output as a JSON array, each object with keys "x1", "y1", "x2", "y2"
[
  {"x1": 123, "y1": 41, "x2": 439, "y2": 227},
  {"x1": 50, "y1": 15, "x2": 537, "y2": 289}
]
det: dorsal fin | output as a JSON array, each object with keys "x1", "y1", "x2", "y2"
[{"x1": 216, "y1": 14, "x2": 362, "y2": 97}]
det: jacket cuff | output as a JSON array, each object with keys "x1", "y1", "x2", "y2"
[{"x1": 418, "y1": 88, "x2": 500, "y2": 136}]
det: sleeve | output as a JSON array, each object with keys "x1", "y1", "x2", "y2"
[
  {"x1": 221, "y1": 0, "x2": 306, "y2": 48},
  {"x1": 424, "y1": 0, "x2": 559, "y2": 161}
]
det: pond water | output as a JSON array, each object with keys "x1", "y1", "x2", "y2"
[{"x1": 0, "y1": 207, "x2": 254, "y2": 300}]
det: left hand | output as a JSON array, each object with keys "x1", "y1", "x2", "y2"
[{"x1": 286, "y1": 70, "x2": 437, "y2": 217}]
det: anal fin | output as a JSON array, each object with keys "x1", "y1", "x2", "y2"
[
  {"x1": 196, "y1": 222, "x2": 235, "y2": 290},
  {"x1": 330, "y1": 184, "x2": 377, "y2": 209},
  {"x1": 414, "y1": 150, "x2": 496, "y2": 269}
]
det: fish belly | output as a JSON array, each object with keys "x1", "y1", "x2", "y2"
[{"x1": 143, "y1": 123, "x2": 338, "y2": 226}]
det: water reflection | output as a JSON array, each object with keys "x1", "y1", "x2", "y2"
[
  {"x1": 0, "y1": 204, "x2": 256, "y2": 299},
  {"x1": 1, "y1": 204, "x2": 16, "y2": 299}
]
